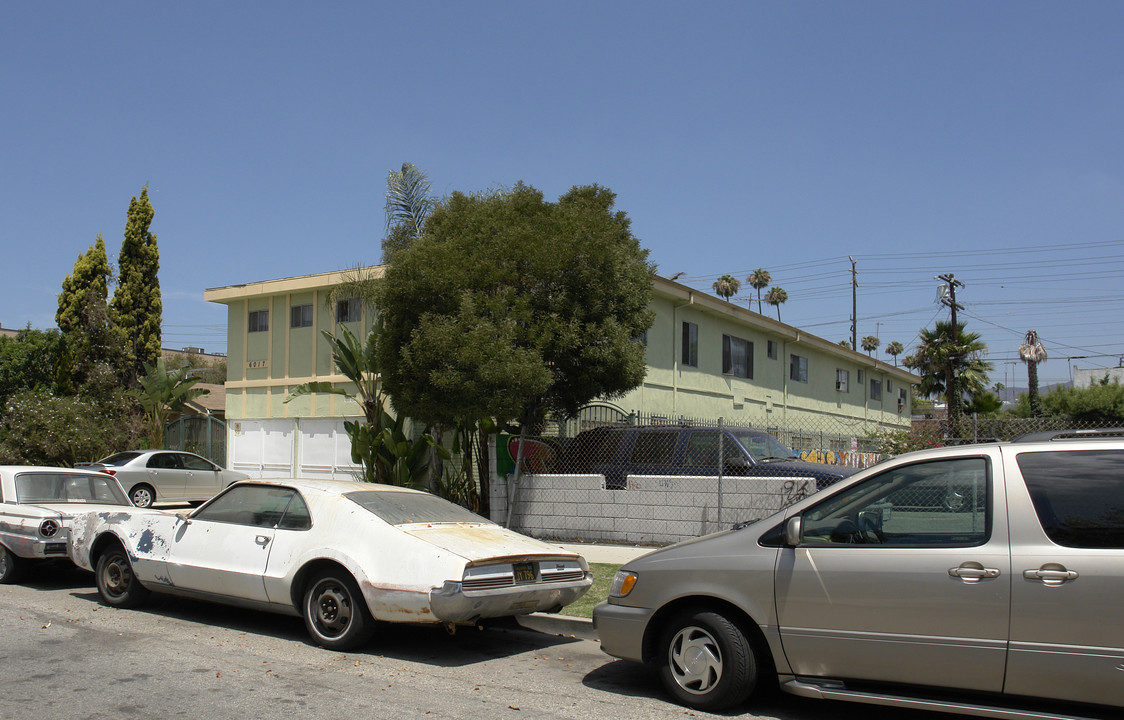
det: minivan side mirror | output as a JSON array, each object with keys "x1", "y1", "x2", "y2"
[{"x1": 785, "y1": 516, "x2": 803, "y2": 547}]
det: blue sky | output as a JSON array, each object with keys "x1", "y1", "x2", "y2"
[{"x1": 3, "y1": 1, "x2": 1122, "y2": 389}]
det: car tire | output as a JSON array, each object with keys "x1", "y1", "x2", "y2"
[
  {"x1": 302, "y1": 570, "x2": 375, "y2": 650},
  {"x1": 657, "y1": 609, "x2": 758, "y2": 711},
  {"x1": 0, "y1": 545, "x2": 24, "y2": 584},
  {"x1": 95, "y1": 546, "x2": 151, "y2": 608},
  {"x1": 129, "y1": 484, "x2": 156, "y2": 508}
]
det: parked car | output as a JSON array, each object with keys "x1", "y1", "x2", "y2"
[
  {"x1": 68, "y1": 478, "x2": 593, "y2": 649},
  {"x1": 593, "y1": 429, "x2": 1124, "y2": 717},
  {"x1": 0, "y1": 466, "x2": 132, "y2": 583},
  {"x1": 558, "y1": 425, "x2": 854, "y2": 490},
  {"x1": 77, "y1": 450, "x2": 249, "y2": 507}
]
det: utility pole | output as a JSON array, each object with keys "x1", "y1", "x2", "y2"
[
  {"x1": 849, "y1": 256, "x2": 857, "y2": 350},
  {"x1": 937, "y1": 273, "x2": 965, "y2": 433}
]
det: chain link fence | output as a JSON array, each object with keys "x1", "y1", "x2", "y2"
[{"x1": 495, "y1": 408, "x2": 1123, "y2": 547}]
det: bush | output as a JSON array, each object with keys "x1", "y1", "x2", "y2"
[{"x1": 0, "y1": 389, "x2": 145, "y2": 466}]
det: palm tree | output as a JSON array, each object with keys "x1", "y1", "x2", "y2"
[
  {"x1": 1019, "y1": 329, "x2": 1048, "y2": 417},
  {"x1": 861, "y1": 335, "x2": 881, "y2": 356},
  {"x1": 885, "y1": 340, "x2": 904, "y2": 366},
  {"x1": 712, "y1": 274, "x2": 741, "y2": 302},
  {"x1": 747, "y1": 268, "x2": 771, "y2": 314},
  {"x1": 382, "y1": 162, "x2": 435, "y2": 262},
  {"x1": 764, "y1": 286, "x2": 788, "y2": 321},
  {"x1": 130, "y1": 358, "x2": 209, "y2": 449},
  {"x1": 906, "y1": 320, "x2": 993, "y2": 432}
]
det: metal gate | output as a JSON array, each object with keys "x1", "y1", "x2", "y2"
[{"x1": 165, "y1": 415, "x2": 228, "y2": 467}]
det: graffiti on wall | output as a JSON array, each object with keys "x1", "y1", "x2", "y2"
[{"x1": 799, "y1": 449, "x2": 883, "y2": 469}]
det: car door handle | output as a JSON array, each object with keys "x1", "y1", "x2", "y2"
[
  {"x1": 1023, "y1": 566, "x2": 1078, "y2": 584},
  {"x1": 948, "y1": 563, "x2": 1000, "y2": 581},
  {"x1": 255, "y1": 535, "x2": 271, "y2": 546}
]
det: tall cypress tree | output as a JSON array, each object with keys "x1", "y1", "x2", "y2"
[
  {"x1": 56, "y1": 234, "x2": 119, "y2": 393},
  {"x1": 110, "y1": 186, "x2": 162, "y2": 386}
]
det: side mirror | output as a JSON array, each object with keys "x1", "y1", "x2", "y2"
[
  {"x1": 724, "y1": 454, "x2": 750, "y2": 472},
  {"x1": 785, "y1": 516, "x2": 803, "y2": 547}
]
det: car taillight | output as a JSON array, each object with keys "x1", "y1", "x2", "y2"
[{"x1": 104, "y1": 469, "x2": 116, "y2": 475}]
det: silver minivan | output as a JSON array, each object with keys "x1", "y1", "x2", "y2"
[{"x1": 593, "y1": 431, "x2": 1124, "y2": 718}]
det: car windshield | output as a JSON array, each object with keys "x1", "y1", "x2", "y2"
[
  {"x1": 732, "y1": 431, "x2": 800, "y2": 461},
  {"x1": 97, "y1": 452, "x2": 142, "y2": 466},
  {"x1": 15, "y1": 472, "x2": 130, "y2": 505},
  {"x1": 346, "y1": 490, "x2": 493, "y2": 526}
]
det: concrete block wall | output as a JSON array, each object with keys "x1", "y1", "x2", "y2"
[{"x1": 496, "y1": 472, "x2": 817, "y2": 546}]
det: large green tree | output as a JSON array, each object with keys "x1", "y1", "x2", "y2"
[
  {"x1": 0, "y1": 328, "x2": 63, "y2": 404},
  {"x1": 1011, "y1": 376, "x2": 1124, "y2": 423},
  {"x1": 56, "y1": 234, "x2": 124, "y2": 393},
  {"x1": 111, "y1": 187, "x2": 162, "y2": 386},
  {"x1": 905, "y1": 320, "x2": 993, "y2": 431},
  {"x1": 376, "y1": 182, "x2": 655, "y2": 430}
]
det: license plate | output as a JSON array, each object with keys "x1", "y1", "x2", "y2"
[{"x1": 513, "y1": 562, "x2": 536, "y2": 583}]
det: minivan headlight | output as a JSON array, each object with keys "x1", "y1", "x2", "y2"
[{"x1": 609, "y1": 570, "x2": 638, "y2": 598}]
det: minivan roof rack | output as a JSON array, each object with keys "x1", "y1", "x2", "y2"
[{"x1": 1013, "y1": 428, "x2": 1124, "y2": 442}]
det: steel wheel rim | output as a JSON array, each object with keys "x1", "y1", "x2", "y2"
[
  {"x1": 0, "y1": 550, "x2": 9, "y2": 577},
  {"x1": 103, "y1": 557, "x2": 133, "y2": 597},
  {"x1": 310, "y1": 580, "x2": 353, "y2": 638},
  {"x1": 668, "y1": 625, "x2": 723, "y2": 695}
]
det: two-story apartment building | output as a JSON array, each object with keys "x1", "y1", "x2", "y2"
[{"x1": 204, "y1": 268, "x2": 916, "y2": 477}]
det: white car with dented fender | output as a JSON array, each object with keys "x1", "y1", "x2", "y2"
[
  {"x1": 68, "y1": 477, "x2": 593, "y2": 649},
  {"x1": 0, "y1": 466, "x2": 133, "y2": 583},
  {"x1": 593, "y1": 430, "x2": 1124, "y2": 719}
]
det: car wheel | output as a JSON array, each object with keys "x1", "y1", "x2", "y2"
[
  {"x1": 95, "y1": 546, "x2": 150, "y2": 608},
  {"x1": 129, "y1": 484, "x2": 156, "y2": 508},
  {"x1": 302, "y1": 570, "x2": 374, "y2": 650},
  {"x1": 0, "y1": 545, "x2": 24, "y2": 584},
  {"x1": 658, "y1": 609, "x2": 758, "y2": 711}
]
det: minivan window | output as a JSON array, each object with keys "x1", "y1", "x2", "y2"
[{"x1": 1018, "y1": 450, "x2": 1124, "y2": 548}]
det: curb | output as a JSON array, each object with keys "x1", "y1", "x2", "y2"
[{"x1": 516, "y1": 612, "x2": 598, "y2": 641}]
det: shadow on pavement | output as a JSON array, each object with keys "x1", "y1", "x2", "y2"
[{"x1": 66, "y1": 588, "x2": 582, "y2": 667}]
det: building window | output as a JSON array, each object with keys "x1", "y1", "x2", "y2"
[
  {"x1": 790, "y1": 354, "x2": 808, "y2": 383},
  {"x1": 887, "y1": 379, "x2": 893, "y2": 392},
  {"x1": 858, "y1": 369, "x2": 864, "y2": 384},
  {"x1": 681, "y1": 322, "x2": 698, "y2": 367},
  {"x1": 290, "y1": 304, "x2": 313, "y2": 328},
  {"x1": 248, "y1": 310, "x2": 269, "y2": 333},
  {"x1": 836, "y1": 368, "x2": 849, "y2": 392},
  {"x1": 870, "y1": 379, "x2": 883, "y2": 401},
  {"x1": 767, "y1": 340, "x2": 778, "y2": 360},
  {"x1": 336, "y1": 298, "x2": 361, "y2": 323},
  {"x1": 722, "y1": 335, "x2": 753, "y2": 378},
  {"x1": 898, "y1": 387, "x2": 908, "y2": 408}
]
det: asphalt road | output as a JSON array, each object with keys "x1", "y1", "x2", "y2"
[{"x1": 1, "y1": 563, "x2": 959, "y2": 720}]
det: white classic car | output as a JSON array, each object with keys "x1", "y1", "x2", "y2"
[
  {"x1": 68, "y1": 478, "x2": 592, "y2": 649},
  {"x1": 0, "y1": 466, "x2": 133, "y2": 583}
]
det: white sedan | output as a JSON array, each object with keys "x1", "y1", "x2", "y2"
[
  {"x1": 68, "y1": 478, "x2": 592, "y2": 649},
  {"x1": 77, "y1": 450, "x2": 249, "y2": 508},
  {"x1": 0, "y1": 466, "x2": 132, "y2": 583}
]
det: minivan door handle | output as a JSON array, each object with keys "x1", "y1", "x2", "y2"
[
  {"x1": 948, "y1": 563, "x2": 1000, "y2": 581},
  {"x1": 1023, "y1": 565, "x2": 1078, "y2": 585}
]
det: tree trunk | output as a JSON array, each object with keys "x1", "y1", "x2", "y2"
[{"x1": 1028, "y1": 362, "x2": 1041, "y2": 417}]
